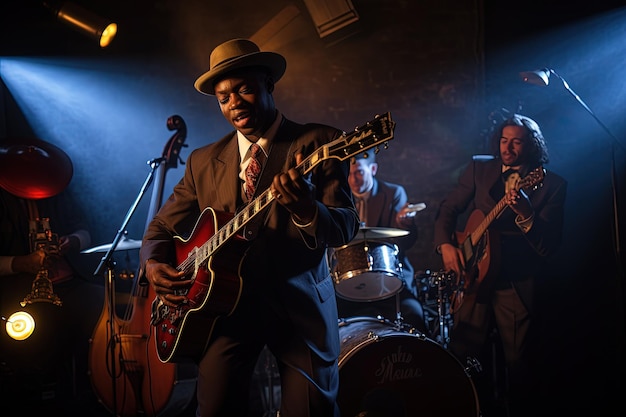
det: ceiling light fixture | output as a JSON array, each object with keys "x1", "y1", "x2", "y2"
[{"x1": 43, "y1": 1, "x2": 118, "y2": 48}]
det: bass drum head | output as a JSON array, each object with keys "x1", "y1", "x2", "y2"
[{"x1": 338, "y1": 317, "x2": 479, "y2": 417}]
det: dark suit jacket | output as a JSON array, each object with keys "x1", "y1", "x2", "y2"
[
  {"x1": 433, "y1": 157, "x2": 567, "y2": 310},
  {"x1": 140, "y1": 117, "x2": 359, "y2": 359}
]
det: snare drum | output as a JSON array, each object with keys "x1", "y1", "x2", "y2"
[
  {"x1": 338, "y1": 316, "x2": 480, "y2": 417},
  {"x1": 331, "y1": 241, "x2": 403, "y2": 301}
]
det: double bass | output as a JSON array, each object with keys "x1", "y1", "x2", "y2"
[{"x1": 88, "y1": 115, "x2": 196, "y2": 416}]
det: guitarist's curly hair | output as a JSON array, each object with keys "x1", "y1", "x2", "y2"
[{"x1": 490, "y1": 113, "x2": 550, "y2": 166}]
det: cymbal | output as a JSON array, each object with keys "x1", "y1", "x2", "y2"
[
  {"x1": 351, "y1": 226, "x2": 409, "y2": 242},
  {"x1": 81, "y1": 237, "x2": 142, "y2": 254},
  {"x1": 0, "y1": 138, "x2": 73, "y2": 199}
]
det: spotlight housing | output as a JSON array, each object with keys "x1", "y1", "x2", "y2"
[
  {"x1": 4, "y1": 311, "x2": 36, "y2": 341},
  {"x1": 44, "y1": 1, "x2": 118, "y2": 48},
  {"x1": 519, "y1": 68, "x2": 551, "y2": 86}
]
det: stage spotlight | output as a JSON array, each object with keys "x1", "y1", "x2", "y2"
[
  {"x1": 519, "y1": 68, "x2": 551, "y2": 86},
  {"x1": 43, "y1": 1, "x2": 118, "y2": 48},
  {"x1": 3, "y1": 311, "x2": 36, "y2": 341}
]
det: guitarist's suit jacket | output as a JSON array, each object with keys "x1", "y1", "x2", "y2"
[
  {"x1": 433, "y1": 156, "x2": 567, "y2": 311},
  {"x1": 140, "y1": 115, "x2": 360, "y2": 363}
]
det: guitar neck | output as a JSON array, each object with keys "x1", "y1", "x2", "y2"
[
  {"x1": 467, "y1": 166, "x2": 544, "y2": 247},
  {"x1": 469, "y1": 197, "x2": 507, "y2": 246},
  {"x1": 181, "y1": 144, "x2": 348, "y2": 273},
  {"x1": 176, "y1": 112, "x2": 395, "y2": 275}
]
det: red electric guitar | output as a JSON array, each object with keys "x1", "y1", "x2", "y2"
[{"x1": 151, "y1": 112, "x2": 395, "y2": 363}]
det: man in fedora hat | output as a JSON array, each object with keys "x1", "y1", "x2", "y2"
[{"x1": 140, "y1": 39, "x2": 359, "y2": 417}]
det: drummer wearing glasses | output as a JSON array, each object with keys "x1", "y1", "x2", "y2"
[{"x1": 333, "y1": 152, "x2": 427, "y2": 333}]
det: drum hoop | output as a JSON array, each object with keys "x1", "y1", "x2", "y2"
[
  {"x1": 338, "y1": 316, "x2": 423, "y2": 366},
  {"x1": 334, "y1": 269, "x2": 399, "y2": 282},
  {"x1": 336, "y1": 241, "x2": 399, "y2": 251}
]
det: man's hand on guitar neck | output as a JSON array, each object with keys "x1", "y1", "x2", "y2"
[
  {"x1": 145, "y1": 259, "x2": 192, "y2": 308},
  {"x1": 439, "y1": 243, "x2": 465, "y2": 281},
  {"x1": 271, "y1": 152, "x2": 318, "y2": 226},
  {"x1": 505, "y1": 188, "x2": 533, "y2": 221}
]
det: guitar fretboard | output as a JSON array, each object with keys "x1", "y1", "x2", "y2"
[
  {"x1": 176, "y1": 112, "x2": 395, "y2": 275},
  {"x1": 468, "y1": 167, "x2": 544, "y2": 246}
]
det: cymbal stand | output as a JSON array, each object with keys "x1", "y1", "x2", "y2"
[
  {"x1": 393, "y1": 290, "x2": 404, "y2": 329},
  {"x1": 93, "y1": 156, "x2": 163, "y2": 417}
]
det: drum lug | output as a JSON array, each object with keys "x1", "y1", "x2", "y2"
[
  {"x1": 366, "y1": 331, "x2": 379, "y2": 342},
  {"x1": 464, "y1": 356, "x2": 483, "y2": 378}
]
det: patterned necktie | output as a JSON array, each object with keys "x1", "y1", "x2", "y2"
[{"x1": 245, "y1": 143, "x2": 262, "y2": 201}]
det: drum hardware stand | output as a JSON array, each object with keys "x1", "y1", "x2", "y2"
[
  {"x1": 464, "y1": 356, "x2": 483, "y2": 378},
  {"x1": 392, "y1": 291, "x2": 405, "y2": 329},
  {"x1": 428, "y1": 270, "x2": 455, "y2": 348}
]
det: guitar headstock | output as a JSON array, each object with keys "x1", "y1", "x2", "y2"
[
  {"x1": 519, "y1": 166, "x2": 545, "y2": 191},
  {"x1": 328, "y1": 112, "x2": 395, "y2": 161}
]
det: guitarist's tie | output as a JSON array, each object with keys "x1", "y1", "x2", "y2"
[{"x1": 245, "y1": 143, "x2": 262, "y2": 201}]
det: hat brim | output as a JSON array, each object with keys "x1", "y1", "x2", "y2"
[{"x1": 194, "y1": 51, "x2": 286, "y2": 96}]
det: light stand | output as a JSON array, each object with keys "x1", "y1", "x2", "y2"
[{"x1": 520, "y1": 67, "x2": 625, "y2": 270}]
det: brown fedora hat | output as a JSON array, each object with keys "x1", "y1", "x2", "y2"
[{"x1": 194, "y1": 38, "x2": 286, "y2": 96}]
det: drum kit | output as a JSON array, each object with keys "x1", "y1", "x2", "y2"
[{"x1": 253, "y1": 216, "x2": 482, "y2": 417}]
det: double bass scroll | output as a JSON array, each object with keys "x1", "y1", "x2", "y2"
[{"x1": 88, "y1": 115, "x2": 196, "y2": 417}]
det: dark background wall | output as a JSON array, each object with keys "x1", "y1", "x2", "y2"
[{"x1": 1, "y1": 0, "x2": 625, "y2": 415}]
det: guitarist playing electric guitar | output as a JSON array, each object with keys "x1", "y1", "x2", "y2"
[
  {"x1": 433, "y1": 113, "x2": 567, "y2": 417},
  {"x1": 140, "y1": 39, "x2": 367, "y2": 417}
]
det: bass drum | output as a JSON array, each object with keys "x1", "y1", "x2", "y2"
[{"x1": 338, "y1": 317, "x2": 479, "y2": 417}]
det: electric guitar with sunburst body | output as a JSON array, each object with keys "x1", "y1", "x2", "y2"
[{"x1": 151, "y1": 112, "x2": 396, "y2": 363}]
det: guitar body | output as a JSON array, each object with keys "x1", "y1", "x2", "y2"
[
  {"x1": 450, "y1": 209, "x2": 500, "y2": 312},
  {"x1": 456, "y1": 209, "x2": 492, "y2": 293},
  {"x1": 153, "y1": 207, "x2": 244, "y2": 363},
  {"x1": 150, "y1": 113, "x2": 396, "y2": 363}
]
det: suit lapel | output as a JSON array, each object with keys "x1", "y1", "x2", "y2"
[{"x1": 212, "y1": 133, "x2": 241, "y2": 207}]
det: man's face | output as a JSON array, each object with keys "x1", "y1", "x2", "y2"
[
  {"x1": 348, "y1": 159, "x2": 377, "y2": 194},
  {"x1": 214, "y1": 69, "x2": 275, "y2": 139},
  {"x1": 499, "y1": 125, "x2": 530, "y2": 167}
]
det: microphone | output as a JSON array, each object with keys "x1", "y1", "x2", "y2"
[{"x1": 519, "y1": 68, "x2": 551, "y2": 86}]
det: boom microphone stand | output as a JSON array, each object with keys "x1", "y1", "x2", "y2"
[{"x1": 520, "y1": 67, "x2": 625, "y2": 272}]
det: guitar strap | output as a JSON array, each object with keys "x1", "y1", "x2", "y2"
[{"x1": 242, "y1": 134, "x2": 295, "y2": 240}]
